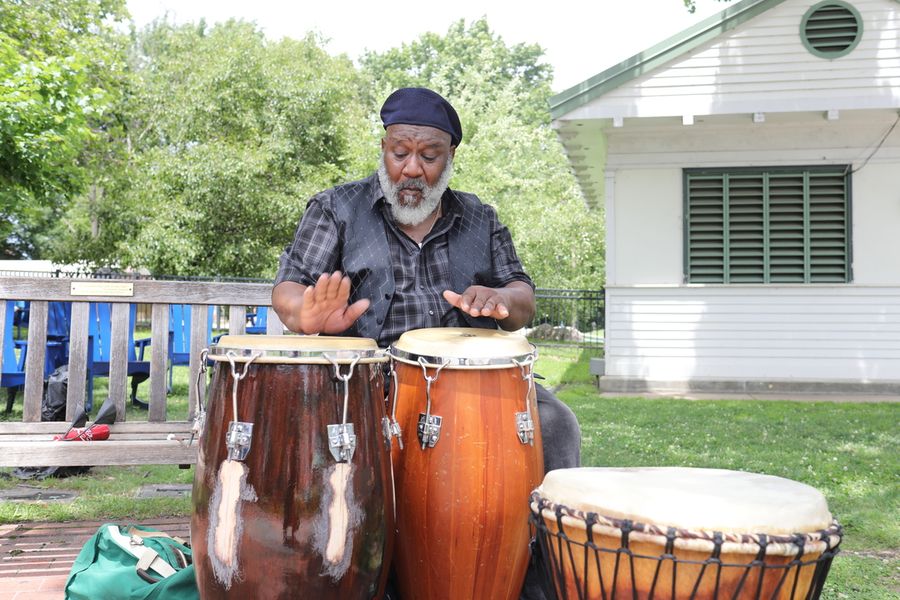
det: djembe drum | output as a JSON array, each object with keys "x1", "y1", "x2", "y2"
[
  {"x1": 387, "y1": 328, "x2": 544, "y2": 600},
  {"x1": 191, "y1": 335, "x2": 393, "y2": 599},
  {"x1": 530, "y1": 467, "x2": 843, "y2": 600}
]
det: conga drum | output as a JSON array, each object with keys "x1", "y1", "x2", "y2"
[
  {"x1": 388, "y1": 327, "x2": 544, "y2": 600},
  {"x1": 530, "y1": 467, "x2": 843, "y2": 600},
  {"x1": 191, "y1": 335, "x2": 394, "y2": 599}
]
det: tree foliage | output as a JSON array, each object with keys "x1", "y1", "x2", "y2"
[
  {"x1": 0, "y1": 0, "x2": 128, "y2": 258},
  {"x1": 50, "y1": 20, "x2": 368, "y2": 277},
  {"x1": 13, "y1": 8, "x2": 605, "y2": 289}
]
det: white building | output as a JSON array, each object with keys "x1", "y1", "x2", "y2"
[{"x1": 552, "y1": 0, "x2": 900, "y2": 394}]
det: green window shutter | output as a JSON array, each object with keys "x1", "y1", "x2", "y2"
[
  {"x1": 686, "y1": 175, "x2": 726, "y2": 282},
  {"x1": 727, "y1": 174, "x2": 765, "y2": 283},
  {"x1": 768, "y1": 173, "x2": 806, "y2": 282},
  {"x1": 684, "y1": 166, "x2": 850, "y2": 284},
  {"x1": 808, "y1": 170, "x2": 850, "y2": 282}
]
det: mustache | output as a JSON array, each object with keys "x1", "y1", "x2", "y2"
[{"x1": 400, "y1": 179, "x2": 425, "y2": 191}]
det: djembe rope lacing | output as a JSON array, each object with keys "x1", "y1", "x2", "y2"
[{"x1": 531, "y1": 494, "x2": 843, "y2": 600}]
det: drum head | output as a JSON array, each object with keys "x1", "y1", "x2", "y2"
[
  {"x1": 537, "y1": 467, "x2": 833, "y2": 535},
  {"x1": 208, "y1": 334, "x2": 386, "y2": 364},
  {"x1": 390, "y1": 327, "x2": 534, "y2": 369}
]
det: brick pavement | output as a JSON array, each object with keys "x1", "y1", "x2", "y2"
[{"x1": 0, "y1": 517, "x2": 190, "y2": 599}]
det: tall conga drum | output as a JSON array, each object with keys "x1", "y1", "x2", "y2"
[
  {"x1": 530, "y1": 467, "x2": 843, "y2": 600},
  {"x1": 387, "y1": 327, "x2": 544, "y2": 600},
  {"x1": 191, "y1": 335, "x2": 393, "y2": 599}
]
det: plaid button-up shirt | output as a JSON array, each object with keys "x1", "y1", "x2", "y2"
[{"x1": 275, "y1": 175, "x2": 533, "y2": 347}]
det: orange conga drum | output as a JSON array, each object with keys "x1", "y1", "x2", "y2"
[
  {"x1": 530, "y1": 467, "x2": 843, "y2": 600},
  {"x1": 191, "y1": 335, "x2": 393, "y2": 599},
  {"x1": 387, "y1": 327, "x2": 544, "y2": 600}
]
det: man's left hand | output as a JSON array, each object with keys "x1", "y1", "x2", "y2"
[{"x1": 442, "y1": 286, "x2": 511, "y2": 320}]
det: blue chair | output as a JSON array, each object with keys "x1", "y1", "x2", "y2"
[
  {"x1": 4, "y1": 301, "x2": 70, "y2": 413},
  {"x1": 245, "y1": 306, "x2": 268, "y2": 334},
  {"x1": 2, "y1": 301, "x2": 26, "y2": 413},
  {"x1": 159, "y1": 304, "x2": 213, "y2": 392},
  {"x1": 86, "y1": 303, "x2": 150, "y2": 411}
]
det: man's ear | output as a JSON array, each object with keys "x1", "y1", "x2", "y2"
[
  {"x1": 381, "y1": 137, "x2": 386, "y2": 152},
  {"x1": 449, "y1": 145, "x2": 456, "y2": 160}
]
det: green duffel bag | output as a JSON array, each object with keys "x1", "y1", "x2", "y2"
[{"x1": 65, "y1": 523, "x2": 199, "y2": 600}]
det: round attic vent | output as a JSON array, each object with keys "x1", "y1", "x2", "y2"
[{"x1": 801, "y1": 1, "x2": 863, "y2": 59}]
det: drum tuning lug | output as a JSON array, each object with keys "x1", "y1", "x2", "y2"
[
  {"x1": 226, "y1": 421, "x2": 254, "y2": 461},
  {"x1": 327, "y1": 423, "x2": 357, "y2": 462},
  {"x1": 417, "y1": 414, "x2": 442, "y2": 448},
  {"x1": 516, "y1": 412, "x2": 535, "y2": 445}
]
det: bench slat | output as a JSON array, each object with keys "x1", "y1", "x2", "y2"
[
  {"x1": 23, "y1": 301, "x2": 48, "y2": 422},
  {"x1": 229, "y1": 306, "x2": 246, "y2": 335},
  {"x1": 266, "y1": 308, "x2": 284, "y2": 335},
  {"x1": 108, "y1": 302, "x2": 130, "y2": 420},
  {"x1": 149, "y1": 304, "x2": 168, "y2": 421},
  {"x1": 0, "y1": 301, "x2": 6, "y2": 376},
  {"x1": 0, "y1": 440, "x2": 197, "y2": 467},
  {"x1": 188, "y1": 305, "x2": 208, "y2": 419},
  {"x1": 0, "y1": 422, "x2": 193, "y2": 434},
  {"x1": 66, "y1": 302, "x2": 90, "y2": 418},
  {"x1": 0, "y1": 278, "x2": 272, "y2": 306}
]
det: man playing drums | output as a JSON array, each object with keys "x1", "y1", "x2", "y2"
[{"x1": 272, "y1": 87, "x2": 579, "y2": 599}]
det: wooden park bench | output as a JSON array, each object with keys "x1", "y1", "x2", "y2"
[{"x1": 0, "y1": 276, "x2": 283, "y2": 469}]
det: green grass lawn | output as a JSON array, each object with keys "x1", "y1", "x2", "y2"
[{"x1": 1, "y1": 345, "x2": 896, "y2": 597}]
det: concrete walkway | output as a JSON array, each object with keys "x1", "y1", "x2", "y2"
[{"x1": 599, "y1": 391, "x2": 900, "y2": 402}]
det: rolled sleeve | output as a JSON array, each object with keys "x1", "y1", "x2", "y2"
[{"x1": 274, "y1": 196, "x2": 341, "y2": 286}]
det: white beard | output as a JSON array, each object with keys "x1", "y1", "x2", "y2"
[{"x1": 378, "y1": 154, "x2": 453, "y2": 226}]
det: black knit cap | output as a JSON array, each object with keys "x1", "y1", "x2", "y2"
[{"x1": 380, "y1": 87, "x2": 463, "y2": 146}]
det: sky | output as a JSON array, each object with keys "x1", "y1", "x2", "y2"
[{"x1": 125, "y1": 0, "x2": 733, "y2": 93}]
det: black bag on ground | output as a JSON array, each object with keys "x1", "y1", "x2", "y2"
[
  {"x1": 12, "y1": 364, "x2": 91, "y2": 480},
  {"x1": 41, "y1": 364, "x2": 68, "y2": 422}
]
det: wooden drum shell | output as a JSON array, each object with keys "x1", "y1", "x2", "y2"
[
  {"x1": 391, "y1": 361, "x2": 544, "y2": 600},
  {"x1": 537, "y1": 512, "x2": 826, "y2": 600},
  {"x1": 191, "y1": 360, "x2": 394, "y2": 600}
]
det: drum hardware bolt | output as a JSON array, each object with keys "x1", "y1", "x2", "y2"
[
  {"x1": 417, "y1": 357, "x2": 449, "y2": 450},
  {"x1": 383, "y1": 364, "x2": 404, "y2": 450},
  {"x1": 324, "y1": 353, "x2": 361, "y2": 462},
  {"x1": 513, "y1": 355, "x2": 538, "y2": 446},
  {"x1": 224, "y1": 351, "x2": 261, "y2": 461}
]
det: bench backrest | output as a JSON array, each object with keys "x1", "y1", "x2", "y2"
[{"x1": 0, "y1": 277, "x2": 284, "y2": 425}]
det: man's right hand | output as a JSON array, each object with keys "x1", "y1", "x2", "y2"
[{"x1": 272, "y1": 272, "x2": 370, "y2": 335}]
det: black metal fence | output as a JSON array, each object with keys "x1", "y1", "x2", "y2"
[{"x1": 2, "y1": 269, "x2": 605, "y2": 353}]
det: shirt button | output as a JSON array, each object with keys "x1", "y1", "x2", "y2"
[
  {"x1": 428, "y1": 310, "x2": 434, "y2": 316},
  {"x1": 384, "y1": 293, "x2": 390, "y2": 300},
  {"x1": 419, "y1": 285, "x2": 425, "y2": 290}
]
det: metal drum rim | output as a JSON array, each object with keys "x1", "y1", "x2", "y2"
[
  {"x1": 389, "y1": 346, "x2": 536, "y2": 369},
  {"x1": 207, "y1": 344, "x2": 388, "y2": 364}
]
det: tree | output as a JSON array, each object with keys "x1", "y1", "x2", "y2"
[
  {"x1": 361, "y1": 18, "x2": 604, "y2": 289},
  {"x1": 50, "y1": 20, "x2": 369, "y2": 277},
  {"x1": 0, "y1": 0, "x2": 128, "y2": 258}
]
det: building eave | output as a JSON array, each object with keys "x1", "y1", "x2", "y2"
[{"x1": 549, "y1": 0, "x2": 787, "y2": 120}]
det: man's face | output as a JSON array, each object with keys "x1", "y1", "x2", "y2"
[{"x1": 380, "y1": 124, "x2": 455, "y2": 208}]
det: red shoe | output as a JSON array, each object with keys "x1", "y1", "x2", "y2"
[{"x1": 54, "y1": 425, "x2": 111, "y2": 441}]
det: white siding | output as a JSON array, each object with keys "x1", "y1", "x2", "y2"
[
  {"x1": 604, "y1": 111, "x2": 900, "y2": 286},
  {"x1": 605, "y1": 286, "x2": 900, "y2": 382},
  {"x1": 568, "y1": 0, "x2": 900, "y2": 120}
]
